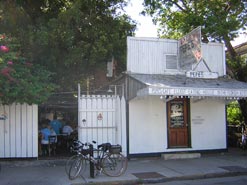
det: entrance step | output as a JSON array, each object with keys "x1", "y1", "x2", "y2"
[{"x1": 162, "y1": 153, "x2": 201, "y2": 160}]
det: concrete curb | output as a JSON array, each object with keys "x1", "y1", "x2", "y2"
[{"x1": 72, "y1": 171, "x2": 247, "y2": 185}]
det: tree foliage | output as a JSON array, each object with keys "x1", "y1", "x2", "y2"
[
  {"x1": 0, "y1": 33, "x2": 57, "y2": 104},
  {"x1": 227, "y1": 101, "x2": 244, "y2": 125},
  {"x1": 0, "y1": 0, "x2": 136, "y2": 92},
  {"x1": 143, "y1": 0, "x2": 247, "y2": 42}
]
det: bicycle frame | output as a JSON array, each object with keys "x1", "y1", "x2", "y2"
[
  {"x1": 89, "y1": 143, "x2": 111, "y2": 174},
  {"x1": 66, "y1": 140, "x2": 127, "y2": 179}
]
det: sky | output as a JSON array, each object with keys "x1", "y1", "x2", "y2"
[
  {"x1": 124, "y1": 0, "x2": 246, "y2": 46},
  {"x1": 124, "y1": 0, "x2": 158, "y2": 37}
]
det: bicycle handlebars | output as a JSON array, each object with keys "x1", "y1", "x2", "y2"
[{"x1": 70, "y1": 140, "x2": 120, "y2": 154}]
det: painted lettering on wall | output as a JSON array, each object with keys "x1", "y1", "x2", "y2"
[
  {"x1": 149, "y1": 87, "x2": 247, "y2": 97},
  {"x1": 192, "y1": 116, "x2": 204, "y2": 124}
]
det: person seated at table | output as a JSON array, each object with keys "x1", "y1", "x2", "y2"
[
  {"x1": 50, "y1": 127, "x2": 57, "y2": 143},
  {"x1": 49, "y1": 114, "x2": 62, "y2": 135},
  {"x1": 62, "y1": 121, "x2": 74, "y2": 136},
  {"x1": 40, "y1": 123, "x2": 52, "y2": 156},
  {"x1": 49, "y1": 127, "x2": 57, "y2": 155}
]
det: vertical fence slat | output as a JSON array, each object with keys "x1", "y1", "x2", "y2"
[
  {"x1": 27, "y1": 105, "x2": 33, "y2": 157},
  {"x1": 120, "y1": 96, "x2": 127, "y2": 155},
  {"x1": 15, "y1": 104, "x2": 22, "y2": 157},
  {"x1": 32, "y1": 105, "x2": 38, "y2": 157},
  {"x1": 115, "y1": 96, "x2": 121, "y2": 144},
  {"x1": 92, "y1": 97, "x2": 96, "y2": 142},
  {"x1": 21, "y1": 104, "x2": 27, "y2": 157},
  {"x1": 107, "y1": 96, "x2": 114, "y2": 143},
  {"x1": 4, "y1": 105, "x2": 10, "y2": 157},
  {"x1": 98, "y1": 96, "x2": 104, "y2": 143},
  {"x1": 102, "y1": 96, "x2": 108, "y2": 142},
  {"x1": 78, "y1": 96, "x2": 86, "y2": 142},
  {"x1": 10, "y1": 104, "x2": 16, "y2": 157},
  {"x1": 0, "y1": 105, "x2": 5, "y2": 157}
]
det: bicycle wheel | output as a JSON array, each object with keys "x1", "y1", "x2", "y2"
[
  {"x1": 68, "y1": 155, "x2": 85, "y2": 180},
  {"x1": 65, "y1": 155, "x2": 79, "y2": 176},
  {"x1": 102, "y1": 153, "x2": 128, "y2": 177}
]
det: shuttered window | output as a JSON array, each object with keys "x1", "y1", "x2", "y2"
[{"x1": 166, "y1": 55, "x2": 178, "y2": 69}]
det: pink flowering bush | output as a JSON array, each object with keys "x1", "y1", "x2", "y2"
[
  {"x1": 0, "y1": 33, "x2": 57, "y2": 104},
  {"x1": 0, "y1": 45, "x2": 9, "y2": 52}
]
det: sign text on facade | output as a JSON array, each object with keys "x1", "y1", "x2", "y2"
[{"x1": 149, "y1": 87, "x2": 247, "y2": 97}]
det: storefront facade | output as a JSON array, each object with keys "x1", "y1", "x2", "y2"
[{"x1": 126, "y1": 36, "x2": 247, "y2": 156}]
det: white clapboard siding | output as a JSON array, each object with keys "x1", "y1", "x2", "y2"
[
  {"x1": 78, "y1": 95, "x2": 127, "y2": 155},
  {"x1": 127, "y1": 37, "x2": 225, "y2": 76},
  {"x1": 0, "y1": 103, "x2": 38, "y2": 158},
  {"x1": 127, "y1": 37, "x2": 178, "y2": 74}
]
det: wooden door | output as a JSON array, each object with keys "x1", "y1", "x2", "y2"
[{"x1": 167, "y1": 98, "x2": 189, "y2": 148}]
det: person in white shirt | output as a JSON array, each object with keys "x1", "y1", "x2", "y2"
[{"x1": 62, "y1": 123, "x2": 74, "y2": 135}]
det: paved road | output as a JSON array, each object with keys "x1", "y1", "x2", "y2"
[{"x1": 146, "y1": 175, "x2": 247, "y2": 185}]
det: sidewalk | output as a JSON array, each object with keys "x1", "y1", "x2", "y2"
[{"x1": 1, "y1": 148, "x2": 247, "y2": 185}]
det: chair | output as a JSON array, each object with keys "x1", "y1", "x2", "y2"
[{"x1": 48, "y1": 135, "x2": 57, "y2": 156}]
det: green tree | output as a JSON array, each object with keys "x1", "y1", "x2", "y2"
[
  {"x1": 0, "y1": 33, "x2": 57, "y2": 104},
  {"x1": 0, "y1": 0, "x2": 136, "y2": 92},
  {"x1": 143, "y1": 0, "x2": 247, "y2": 124},
  {"x1": 227, "y1": 101, "x2": 244, "y2": 125}
]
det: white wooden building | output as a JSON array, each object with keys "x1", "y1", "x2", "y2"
[{"x1": 125, "y1": 36, "x2": 247, "y2": 157}]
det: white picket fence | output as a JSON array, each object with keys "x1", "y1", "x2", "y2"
[
  {"x1": 0, "y1": 103, "x2": 38, "y2": 158},
  {"x1": 0, "y1": 91, "x2": 126, "y2": 158},
  {"x1": 78, "y1": 94, "x2": 127, "y2": 155}
]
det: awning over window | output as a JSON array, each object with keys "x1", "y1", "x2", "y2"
[{"x1": 129, "y1": 74, "x2": 247, "y2": 99}]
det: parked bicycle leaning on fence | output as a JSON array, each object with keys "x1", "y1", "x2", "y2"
[{"x1": 65, "y1": 140, "x2": 128, "y2": 180}]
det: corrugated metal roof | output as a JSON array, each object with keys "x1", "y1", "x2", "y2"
[
  {"x1": 130, "y1": 74, "x2": 247, "y2": 89},
  {"x1": 128, "y1": 73, "x2": 247, "y2": 98}
]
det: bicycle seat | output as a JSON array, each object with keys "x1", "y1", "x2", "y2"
[{"x1": 98, "y1": 143, "x2": 111, "y2": 152}]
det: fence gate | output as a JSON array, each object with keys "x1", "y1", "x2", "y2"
[{"x1": 78, "y1": 92, "x2": 126, "y2": 154}]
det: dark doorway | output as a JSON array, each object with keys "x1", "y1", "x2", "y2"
[{"x1": 38, "y1": 92, "x2": 78, "y2": 158}]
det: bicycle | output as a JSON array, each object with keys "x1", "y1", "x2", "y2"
[
  {"x1": 65, "y1": 140, "x2": 86, "y2": 176},
  {"x1": 66, "y1": 140, "x2": 128, "y2": 180}
]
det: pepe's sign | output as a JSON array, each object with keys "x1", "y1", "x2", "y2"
[{"x1": 186, "y1": 71, "x2": 218, "y2": 79}]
